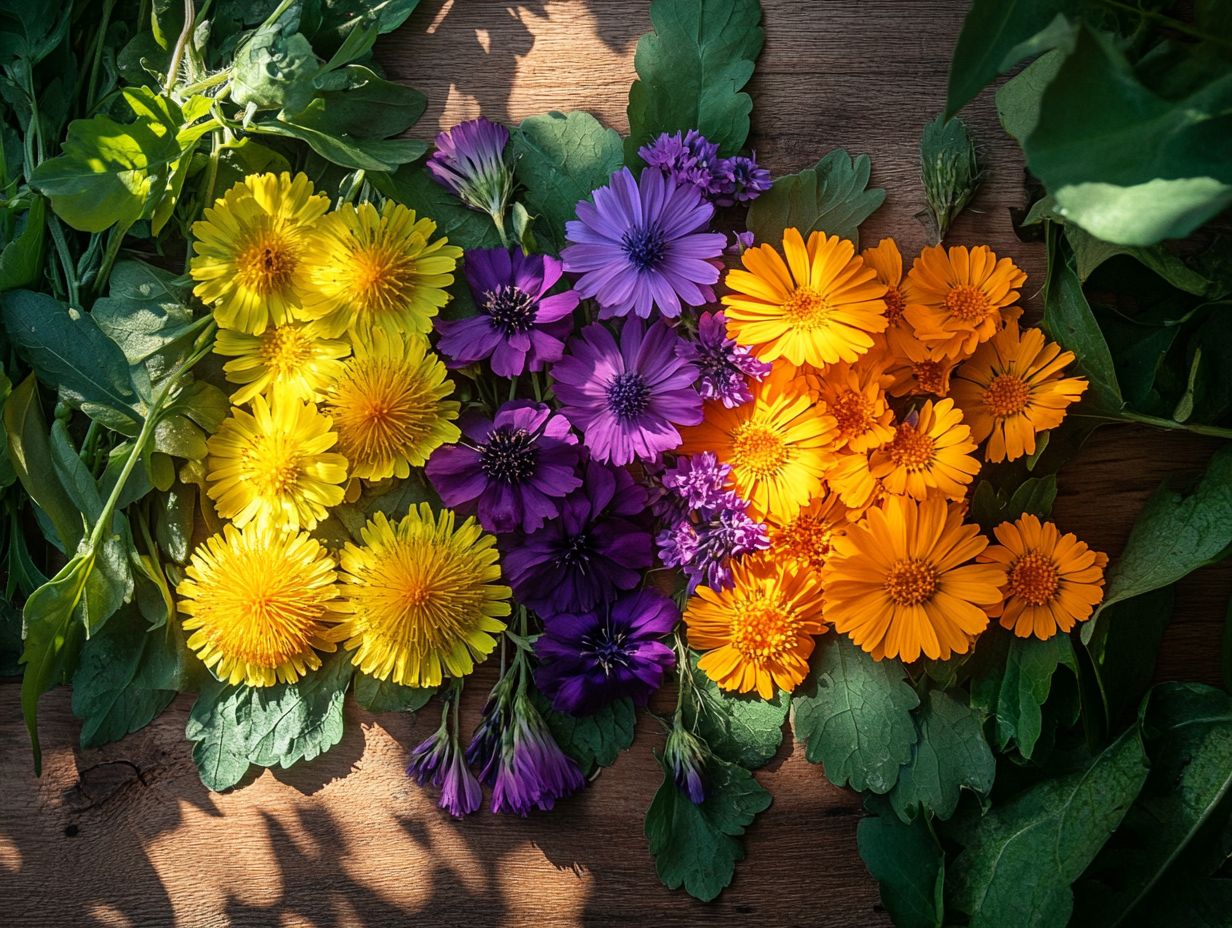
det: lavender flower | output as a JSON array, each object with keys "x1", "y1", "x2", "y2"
[
  {"x1": 407, "y1": 707, "x2": 483, "y2": 818},
  {"x1": 664, "y1": 724, "x2": 708, "y2": 805},
  {"x1": 406, "y1": 721, "x2": 452, "y2": 787},
  {"x1": 658, "y1": 452, "x2": 732, "y2": 515},
  {"x1": 439, "y1": 747, "x2": 484, "y2": 818},
  {"x1": 427, "y1": 117, "x2": 514, "y2": 217},
  {"x1": 726, "y1": 231, "x2": 756, "y2": 255},
  {"x1": 639, "y1": 130, "x2": 725, "y2": 199},
  {"x1": 562, "y1": 167, "x2": 726, "y2": 319},
  {"x1": 676, "y1": 310, "x2": 770, "y2": 408},
  {"x1": 552, "y1": 319, "x2": 703, "y2": 466},
  {"x1": 657, "y1": 502, "x2": 769, "y2": 591},
  {"x1": 715, "y1": 154, "x2": 772, "y2": 206}
]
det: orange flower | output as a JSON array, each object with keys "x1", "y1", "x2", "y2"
[
  {"x1": 826, "y1": 447, "x2": 882, "y2": 511},
  {"x1": 772, "y1": 491, "x2": 853, "y2": 572},
  {"x1": 883, "y1": 335, "x2": 960, "y2": 398},
  {"x1": 823, "y1": 496, "x2": 1005, "y2": 662},
  {"x1": 869, "y1": 398, "x2": 980, "y2": 501},
  {"x1": 862, "y1": 238, "x2": 916, "y2": 360},
  {"x1": 803, "y1": 360, "x2": 895, "y2": 452},
  {"x1": 950, "y1": 322, "x2": 1088, "y2": 463},
  {"x1": 981, "y1": 514, "x2": 1108, "y2": 639},
  {"x1": 903, "y1": 245, "x2": 1026, "y2": 359},
  {"x1": 685, "y1": 555, "x2": 826, "y2": 698}
]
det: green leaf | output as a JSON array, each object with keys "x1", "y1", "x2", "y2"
[
  {"x1": 971, "y1": 632, "x2": 1078, "y2": 759},
  {"x1": 539, "y1": 696, "x2": 637, "y2": 774},
  {"x1": 949, "y1": 723, "x2": 1150, "y2": 928},
  {"x1": 300, "y1": 65, "x2": 426, "y2": 140},
  {"x1": 890, "y1": 690, "x2": 995, "y2": 823},
  {"x1": 792, "y1": 636, "x2": 919, "y2": 794},
  {"x1": 746, "y1": 149, "x2": 885, "y2": 247},
  {"x1": 0, "y1": 0, "x2": 71, "y2": 66},
  {"x1": 625, "y1": 0, "x2": 763, "y2": 160},
  {"x1": 920, "y1": 114, "x2": 982, "y2": 241},
  {"x1": 645, "y1": 753, "x2": 771, "y2": 901},
  {"x1": 968, "y1": 475, "x2": 1058, "y2": 533},
  {"x1": 310, "y1": 0, "x2": 421, "y2": 51},
  {"x1": 1223, "y1": 597, "x2": 1232, "y2": 693},
  {"x1": 91, "y1": 260, "x2": 198, "y2": 379},
  {"x1": 1084, "y1": 586, "x2": 1176, "y2": 729},
  {"x1": 231, "y1": 20, "x2": 319, "y2": 114},
  {"x1": 512, "y1": 111, "x2": 623, "y2": 254},
  {"x1": 1064, "y1": 223, "x2": 1229, "y2": 299},
  {"x1": 684, "y1": 652, "x2": 788, "y2": 770},
  {"x1": 253, "y1": 119, "x2": 427, "y2": 172},
  {"x1": 373, "y1": 160, "x2": 502, "y2": 251},
  {"x1": 858, "y1": 799, "x2": 945, "y2": 928},
  {"x1": 0, "y1": 197, "x2": 47, "y2": 292},
  {"x1": 353, "y1": 673, "x2": 435, "y2": 713},
  {"x1": 996, "y1": 49, "x2": 1066, "y2": 143}
]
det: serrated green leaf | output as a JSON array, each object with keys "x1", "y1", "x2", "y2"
[
  {"x1": 890, "y1": 690, "x2": 995, "y2": 823},
  {"x1": 539, "y1": 696, "x2": 636, "y2": 774},
  {"x1": 683, "y1": 652, "x2": 788, "y2": 770},
  {"x1": 231, "y1": 21, "x2": 319, "y2": 114},
  {"x1": 746, "y1": 149, "x2": 885, "y2": 248},
  {"x1": 792, "y1": 636, "x2": 919, "y2": 794},
  {"x1": 971, "y1": 632, "x2": 1077, "y2": 759},
  {"x1": 645, "y1": 753, "x2": 771, "y2": 901},
  {"x1": 858, "y1": 798, "x2": 945, "y2": 928},
  {"x1": 353, "y1": 673, "x2": 435, "y2": 714}
]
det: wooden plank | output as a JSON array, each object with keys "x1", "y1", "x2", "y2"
[{"x1": 1, "y1": 2, "x2": 1227, "y2": 926}]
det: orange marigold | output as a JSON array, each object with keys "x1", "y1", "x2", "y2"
[
  {"x1": 869, "y1": 398, "x2": 980, "y2": 501},
  {"x1": 804, "y1": 360, "x2": 895, "y2": 453}
]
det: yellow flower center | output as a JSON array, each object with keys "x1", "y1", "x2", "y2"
[
  {"x1": 777, "y1": 514, "x2": 836, "y2": 570},
  {"x1": 730, "y1": 593, "x2": 801, "y2": 662},
  {"x1": 885, "y1": 558, "x2": 939, "y2": 606},
  {"x1": 831, "y1": 390, "x2": 874, "y2": 437},
  {"x1": 259, "y1": 325, "x2": 313, "y2": 375},
  {"x1": 253, "y1": 448, "x2": 302, "y2": 496},
  {"x1": 351, "y1": 243, "x2": 418, "y2": 316},
  {"x1": 913, "y1": 360, "x2": 949, "y2": 396},
  {"x1": 330, "y1": 359, "x2": 436, "y2": 466},
  {"x1": 884, "y1": 286, "x2": 905, "y2": 324},
  {"x1": 783, "y1": 286, "x2": 832, "y2": 329},
  {"x1": 984, "y1": 373, "x2": 1031, "y2": 416},
  {"x1": 732, "y1": 421, "x2": 789, "y2": 477},
  {"x1": 945, "y1": 285, "x2": 990, "y2": 322},
  {"x1": 1007, "y1": 552, "x2": 1060, "y2": 606},
  {"x1": 888, "y1": 423, "x2": 935, "y2": 470},
  {"x1": 237, "y1": 234, "x2": 296, "y2": 296}
]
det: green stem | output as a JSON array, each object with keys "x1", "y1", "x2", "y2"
[
  {"x1": 162, "y1": 0, "x2": 197, "y2": 94},
  {"x1": 1119, "y1": 410, "x2": 1232, "y2": 440},
  {"x1": 507, "y1": 375, "x2": 518, "y2": 403},
  {"x1": 85, "y1": 0, "x2": 119, "y2": 111},
  {"x1": 1096, "y1": 0, "x2": 1232, "y2": 48},
  {"x1": 46, "y1": 215, "x2": 79, "y2": 308},
  {"x1": 491, "y1": 209, "x2": 511, "y2": 248},
  {"x1": 94, "y1": 223, "x2": 132, "y2": 299},
  {"x1": 261, "y1": 0, "x2": 299, "y2": 30}
]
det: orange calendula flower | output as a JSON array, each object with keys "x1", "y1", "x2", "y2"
[
  {"x1": 827, "y1": 447, "x2": 882, "y2": 511},
  {"x1": 772, "y1": 491, "x2": 853, "y2": 572},
  {"x1": 685, "y1": 555, "x2": 826, "y2": 698},
  {"x1": 862, "y1": 238, "x2": 916, "y2": 359},
  {"x1": 803, "y1": 360, "x2": 895, "y2": 452},
  {"x1": 883, "y1": 334, "x2": 960, "y2": 398},
  {"x1": 903, "y1": 244, "x2": 1026, "y2": 359},
  {"x1": 723, "y1": 228, "x2": 888, "y2": 368},
  {"x1": 981, "y1": 514, "x2": 1108, "y2": 639},
  {"x1": 950, "y1": 322, "x2": 1088, "y2": 463},
  {"x1": 869, "y1": 398, "x2": 980, "y2": 501},
  {"x1": 679, "y1": 365, "x2": 838, "y2": 522},
  {"x1": 823, "y1": 495, "x2": 1005, "y2": 662}
]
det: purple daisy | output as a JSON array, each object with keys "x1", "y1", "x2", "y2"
[
  {"x1": 562, "y1": 167, "x2": 726, "y2": 319},
  {"x1": 436, "y1": 247, "x2": 579, "y2": 377},
  {"x1": 552, "y1": 319, "x2": 703, "y2": 466},
  {"x1": 534, "y1": 589, "x2": 678, "y2": 715},
  {"x1": 677, "y1": 310, "x2": 771, "y2": 408},
  {"x1": 426, "y1": 401, "x2": 582, "y2": 535},
  {"x1": 639, "y1": 129, "x2": 725, "y2": 199},
  {"x1": 427, "y1": 117, "x2": 513, "y2": 216},
  {"x1": 502, "y1": 460, "x2": 653, "y2": 615},
  {"x1": 715, "y1": 154, "x2": 772, "y2": 207}
]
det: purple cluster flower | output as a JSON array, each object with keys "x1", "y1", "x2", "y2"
[
  {"x1": 427, "y1": 117, "x2": 514, "y2": 216},
  {"x1": 676, "y1": 311, "x2": 771, "y2": 408},
  {"x1": 407, "y1": 712, "x2": 484, "y2": 818},
  {"x1": 716, "y1": 155, "x2": 772, "y2": 206},
  {"x1": 534, "y1": 589, "x2": 678, "y2": 715},
  {"x1": 638, "y1": 131, "x2": 771, "y2": 207},
  {"x1": 726, "y1": 231, "x2": 756, "y2": 255},
  {"x1": 658, "y1": 451, "x2": 732, "y2": 515},
  {"x1": 664, "y1": 724, "x2": 708, "y2": 805}
]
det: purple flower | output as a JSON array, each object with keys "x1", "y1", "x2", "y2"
[
  {"x1": 562, "y1": 167, "x2": 726, "y2": 319},
  {"x1": 664, "y1": 725, "x2": 708, "y2": 805},
  {"x1": 534, "y1": 589, "x2": 678, "y2": 715},
  {"x1": 677, "y1": 310, "x2": 771, "y2": 408},
  {"x1": 436, "y1": 248, "x2": 579, "y2": 377},
  {"x1": 407, "y1": 722, "x2": 451, "y2": 786},
  {"x1": 659, "y1": 452, "x2": 732, "y2": 514},
  {"x1": 439, "y1": 748, "x2": 484, "y2": 817},
  {"x1": 657, "y1": 502, "x2": 769, "y2": 591},
  {"x1": 552, "y1": 319, "x2": 703, "y2": 466},
  {"x1": 427, "y1": 117, "x2": 513, "y2": 216},
  {"x1": 639, "y1": 130, "x2": 725, "y2": 199},
  {"x1": 408, "y1": 710, "x2": 484, "y2": 817},
  {"x1": 503, "y1": 460, "x2": 653, "y2": 614},
  {"x1": 427, "y1": 401, "x2": 582, "y2": 534},
  {"x1": 715, "y1": 155, "x2": 772, "y2": 206},
  {"x1": 726, "y1": 231, "x2": 756, "y2": 255}
]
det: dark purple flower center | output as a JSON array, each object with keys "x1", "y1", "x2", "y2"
[
  {"x1": 621, "y1": 222, "x2": 666, "y2": 271},
  {"x1": 480, "y1": 426, "x2": 539, "y2": 485},
  {"x1": 483, "y1": 284, "x2": 538, "y2": 336},
  {"x1": 607, "y1": 371, "x2": 650, "y2": 421},
  {"x1": 554, "y1": 532, "x2": 593, "y2": 569},
  {"x1": 582, "y1": 626, "x2": 632, "y2": 676}
]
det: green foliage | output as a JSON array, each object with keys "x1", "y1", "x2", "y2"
[
  {"x1": 625, "y1": 0, "x2": 763, "y2": 161},
  {"x1": 968, "y1": 475, "x2": 1057, "y2": 533},
  {"x1": 858, "y1": 799, "x2": 945, "y2": 928},
  {"x1": 353, "y1": 674, "x2": 435, "y2": 714},
  {"x1": 919, "y1": 115, "x2": 982, "y2": 242},
  {"x1": 971, "y1": 632, "x2": 1077, "y2": 759},
  {"x1": 684, "y1": 652, "x2": 788, "y2": 770},
  {"x1": 890, "y1": 690, "x2": 995, "y2": 823},
  {"x1": 746, "y1": 149, "x2": 885, "y2": 247},
  {"x1": 644, "y1": 753, "x2": 771, "y2": 902},
  {"x1": 540, "y1": 696, "x2": 637, "y2": 775},
  {"x1": 1084, "y1": 586, "x2": 1176, "y2": 733},
  {"x1": 0, "y1": 196, "x2": 47, "y2": 292}
]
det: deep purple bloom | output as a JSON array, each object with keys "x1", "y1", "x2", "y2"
[
  {"x1": 406, "y1": 722, "x2": 451, "y2": 786},
  {"x1": 677, "y1": 311, "x2": 771, "y2": 408},
  {"x1": 657, "y1": 502, "x2": 770, "y2": 591},
  {"x1": 552, "y1": 320, "x2": 703, "y2": 466},
  {"x1": 503, "y1": 460, "x2": 653, "y2": 614},
  {"x1": 427, "y1": 117, "x2": 513, "y2": 215},
  {"x1": 427, "y1": 401, "x2": 581, "y2": 534},
  {"x1": 408, "y1": 713, "x2": 483, "y2": 817},
  {"x1": 658, "y1": 452, "x2": 732, "y2": 515},
  {"x1": 715, "y1": 154, "x2": 772, "y2": 206},
  {"x1": 534, "y1": 589, "x2": 678, "y2": 715},
  {"x1": 639, "y1": 130, "x2": 725, "y2": 199},
  {"x1": 664, "y1": 725, "x2": 708, "y2": 805},
  {"x1": 438, "y1": 748, "x2": 484, "y2": 817},
  {"x1": 436, "y1": 248, "x2": 579, "y2": 377},
  {"x1": 562, "y1": 167, "x2": 726, "y2": 319}
]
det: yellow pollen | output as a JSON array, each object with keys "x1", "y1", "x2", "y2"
[
  {"x1": 831, "y1": 390, "x2": 874, "y2": 437},
  {"x1": 783, "y1": 287, "x2": 832, "y2": 328},
  {"x1": 984, "y1": 374, "x2": 1031, "y2": 416},
  {"x1": 884, "y1": 287, "x2": 905, "y2": 323},
  {"x1": 730, "y1": 594, "x2": 800, "y2": 661},
  {"x1": 1007, "y1": 552, "x2": 1060, "y2": 606},
  {"x1": 732, "y1": 421, "x2": 790, "y2": 477},
  {"x1": 885, "y1": 559, "x2": 939, "y2": 606},
  {"x1": 237, "y1": 236, "x2": 295, "y2": 295},
  {"x1": 259, "y1": 325, "x2": 312, "y2": 374},
  {"x1": 888, "y1": 423, "x2": 935, "y2": 470},
  {"x1": 913, "y1": 360, "x2": 949, "y2": 395},
  {"x1": 944, "y1": 285, "x2": 990, "y2": 322},
  {"x1": 352, "y1": 246, "x2": 416, "y2": 316},
  {"x1": 778, "y1": 515, "x2": 835, "y2": 570},
  {"x1": 255, "y1": 455, "x2": 301, "y2": 496}
]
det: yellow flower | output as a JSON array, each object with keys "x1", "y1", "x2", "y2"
[
  {"x1": 771, "y1": 491, "x2": 853, "y2": 572},
  {"x1": 190, "y1": 172, "x2": 330, "y2": 333},
  {"x1": 205, "y1": 392, "x2": 348, "y2": 531},
  {"x1": 882, "y1": 335, "x2": 960, "y2": 399},
  {"x1": 823, "y1": 495, "x2": 1005, "y2": 662},
  {"x1": 323, "y1": 329, "x2": 461, "y2": 480},
  {"x1": 215, "y1": 320, "x2": 350, "y2": 405},
  {"x1": 861, "y1": 237, "x2": 916, "y2": 360},
  {"x1": 685, "y1": 555, "x2": 826, "y2": 698},
  {"x1": 307, "y1": 201, "x2": 463, "y2": 338},
  {"x1": 869, "y1": 398, "x2": 980, "y2": 501},
  {"x1": 951, "y1": 322, "x2": 1088, "y2": 463},
  {"x1": 177, "y1": 523, "x2": 344, "y2": 687},
  {"x1": 803, "y1": 360, "x2": 895, "y2": 452},
  {"x1": 336, "y1": 504, "x2": 511, "y2": 687},
  {"x1": 723, "y1": 229, "x2": 888, "y2": 367}
]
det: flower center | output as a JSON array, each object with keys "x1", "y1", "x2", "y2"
[
  {"x1": 831, "y1": 390, "x2": 874, "y2": 437},
  {"x1": 944, "y1": 285, "x2": 990, "y2": 322},
  {"x1": 352, "y1": 244, "x2": 416, "y2": 315},
  {"x1": 983, "y1": 373, "x2": 1031, "y2": 417},
  {"x1": 259, "y1": 325, "x2": 312, "y2": 375},
  {"x1": 483, "y1": 284, "x2": 538, "y2": 336},
  {"x1": 777, "y1": 514, "x2": 836, "y2": 570},
  {"x1": 730, "y1": 593, "x2": 800, "y2": 662},
  {"x1": 731, "y1": 421, "x2": 789, "y2": 477},
  {"x1": 885, "y1": 559, "x2": 939, "y2": 606},
  {"x1": 912, "y1": 360, "x2": 950, "y2": 396},
  {"x1": 554, "y1": 532, "x2": 592, "y2": 568},
  {"x1": 888, "y1": 423, "x2": 935, "y2": 470},
  {"x1": 783, "y1": 287, "x2": 831, "y2": 328},
  {"x1": 479, "y1": 426, "x2": 539, "y2": 485},
  {"x1": 607, "y1": 371, "x2": 651, "y2": 421},
  {"x1": 582, "y1": 627, "x2": 632, "y2": 676},
  {"x1": 253, "y1": 451, "x2": 302, "y2": 497},
  {"x1": 1007, "y1": 552, "x2": 1060, "y2": 606},
  {"x1": 621, "y1": 223, "x2": 666, "y2": 271},
  {"x1": 330, "y1": 360, "x2": 434, "y2": 465},
  {"x1": 884, "y1": 287, "x2": 905, "y2": 324},
  {"x1": 237, "y1": 236, "x2": 295, "y2": 296}
]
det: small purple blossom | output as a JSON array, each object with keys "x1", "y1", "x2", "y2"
[
  {"x1": 562, "y1": 167, "x2": 726, "y2": 319},
  {"x1": 664, "y1": 725, "x2": 708, "y2": 805},
  {"x1": 657, "y1": 502, "x2": 769, "y2": 591},
  {"x1": 659, "y1": 452, "x2": 732, "y2": 515},
  {"x1": 408, "y1": 709, "x2": 483, "y2": 818},
  {"x1": 427, "y1": 117, "x2": 513, "y2": 216},
  {"x1": 726, "y1": 231, "x2": 756, "y2": 255},
  {"x1": 552, "y1": 319, "x2": 703, "y2": 466},
  {"x1": 436, "y1": 248, "x2": 579, "y2": 377},
  {"x1": 639, "y1": 130, "x2": 725, "y2": 199},
  {"x1": 534, "y1": 589, "x2": 679, "y2": 715},
  {"x1": 677, "y1": 311, "x2": 771, "y2": 408},
  {"x1": 439, "y1": 746, "x2": 484, "y2": 817},
  {"x1": 714, "y1": 154, "x2": 772, "y2": 206},
  {"x1": 406, "y1": 721, "x2": 451, "y2": 786},
  {"x1": 427, "y1": 401, "x2": 581, "y2": 534}
]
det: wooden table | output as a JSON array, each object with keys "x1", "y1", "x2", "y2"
[{"x1": 2, "y1": 2, "x2": 1227, "y2": 925}]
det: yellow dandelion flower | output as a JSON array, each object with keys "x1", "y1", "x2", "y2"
[
  {"x1": 803, "y1": 360, "x2": 895, "y2": 452},
  {"x1": 323, "y1": 329, "x2": 461, "y2": 480},
  {"x1": 306, "y1": 201, "x2": 463, "y2": 338},
  {"x1": 205, "y1": 392, "x2": 348, "y2": 531},
  {"x1": 177, "y1": 522, "x2": 344, "y2": 687},
  {"x1": 869, "y1": 398, "x2": 980, "y2": 501},
  {"x1": 723, "y1": 228, "x2": 888, "y2": 367},
  {"x1": 215, "y1": 320, "x2": 351, "y2": 405},
  {"x1": 190, "y1": 172, "x2": 330, "y2": 333},
  {"x1": 336, "y1": 504, "x2": 511, "y2": 687},
  {"x1": 827, "y1": 447, "x2": 883, "y2": 511}
]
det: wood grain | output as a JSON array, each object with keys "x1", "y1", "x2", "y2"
[{"x1": 1, "y1": 2, "x2": 1227, "y2": 926}]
